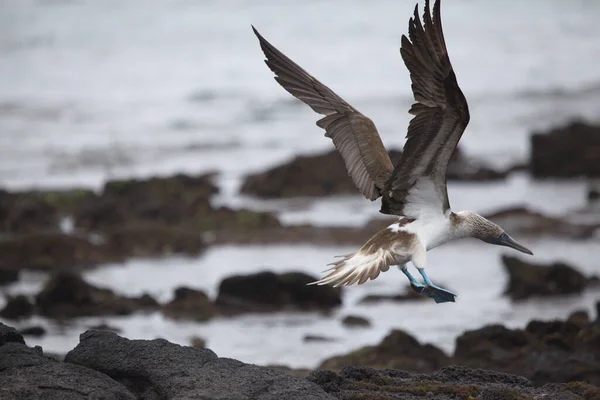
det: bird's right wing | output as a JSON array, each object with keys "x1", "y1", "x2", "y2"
[{"x1": 252, "y1": 26, "x2": 394, "y2": 201}]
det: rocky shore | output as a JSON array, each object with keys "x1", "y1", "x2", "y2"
[{"x1": 2, "y1": 319, "x2": 599, "y2": 400}]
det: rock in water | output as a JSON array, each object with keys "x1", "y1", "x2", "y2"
[
  {"x1": 502, "y1": 255, "x2": 590, "y2": 300},
  {"x1": 530, "y1": 120, "x2": 600, "y2": 178},
  {"x1": 64, "y1": 330, "x2": 333, "y2": 400},
  {"x1": 318, "y1": 329, "x2": 450, "y2": 372},
  {"x1": 215, "y1": 271, "x2": 341, "y2": 313}
]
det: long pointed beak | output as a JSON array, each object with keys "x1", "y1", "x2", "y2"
[{"x1": 492, "y1": 232, "x2": 533, "y2": 255}]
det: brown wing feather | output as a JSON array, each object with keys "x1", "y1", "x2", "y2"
[
  {"x1": 381, "y1": 0, "x2": 470, "y2": 216},
  {"x1": 252, "y1": 26, "x2": 394, "y2": 201}
]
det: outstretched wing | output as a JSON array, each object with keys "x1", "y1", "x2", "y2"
[
  {"x1": 252, "y1": 26, "x2": 394, "y2": 201},
  {"x1": 381, "y1": 0, "x2": 470, "y2": 218}
]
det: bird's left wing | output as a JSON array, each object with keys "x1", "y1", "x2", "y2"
[{"x1": 381, "y1": 0, "x2": 470, "y2": 218}]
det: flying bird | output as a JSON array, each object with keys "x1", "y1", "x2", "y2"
[{"x1": 252, "y1": 0, "x2": 533, "y2": 303}]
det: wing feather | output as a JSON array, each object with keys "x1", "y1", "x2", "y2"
[
  {"x1": 252, "y1": 26, "x2": 394, "y2": 200},
  {"x1": 381, "y1": 0, "x2": 470, "y2": 217}
]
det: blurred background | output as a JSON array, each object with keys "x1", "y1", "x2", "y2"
[{"x1": 1, "y1": 0, "x2": 599, "y2": 377}]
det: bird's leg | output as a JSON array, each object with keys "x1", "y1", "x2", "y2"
[
  {"x1": 397, "y1": 265, "x2": 426, "y2": 294},
  {"x1": 417, "y1": 268, "x2": 457, "y2": 304},
  {"x1": 410, "y1": 243, "x2": 456, "y2": 304}
]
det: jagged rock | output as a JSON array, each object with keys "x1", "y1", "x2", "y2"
[
  {"x1": 0, "y1": 295, "x2": 35, "y2": 320},
  {"x1": 341, "y1": 315, "x2": 371, "y2": 328},
  {"x1": 240, "y1": 147, "x2": 505, "y2": 199},
  {"x1": 318, "y1": 329, "x2": 450, "y2": 372},
  {"x1": 502, "y1": 255, "x2": 590, "y2": 300},
  {"x1": 454, "y1": 317, "x2": 600, "y2": 386},
  {"x1": 0, "y1": 322, "x2": 134, "y2": 399},
  {"x1": 215, "y1": 271, "x2": 341, "y2": 314},
  {"x1": 0, "y1": 232, "x2": 123, "y2": 272},
  {"x1": 64, "y1": 330, "x2": 333, "y2": 400},
  {"x1": 19, "y1": 326, "x2": 46, "y2": 337},
  {"x1": 162, "y1": 286, "x2": 218, "y2": 321},
  {"x1": 308, "y1": 365, "x2": 596, "y2": 400},
  {"x1": 0, "y1": 322, "x2": 25, "y2": 346},
  {"x1": 35, "y1": 272, "x2": 160, "y2": 318},
  {"x1": 0, "y1": 269, "x2": 19, "y2": 286},
  {"x1": 531, "y1": 120, "x2": 600, "y2": 178},
  {"x1": 484, "y1": 206, "x2": 599, "y2": 239}
]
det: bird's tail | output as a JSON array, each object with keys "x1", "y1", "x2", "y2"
[{"x1": 308, "y1": 248, "x2": 395, "y2": 287}]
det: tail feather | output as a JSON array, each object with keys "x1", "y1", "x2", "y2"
[{"x1": 308, "y1": 249, "x2": 396, "y2": 287}]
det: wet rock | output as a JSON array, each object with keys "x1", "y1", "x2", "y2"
[
  {"x1": 0, "y1": 295, "x2": 35, "y2": 320},
  {"x1": 0, "y1": 232, "x2": 122, "y2": 272},
  {"x1": 502, "y1": 255, "x2": 590, "y2": 300},
  {"x1": 36, "y1": 272, "x2": 160, "y2": 318},
  {"x1": 341, "y1": 315, "x2": 371, "y2": 328},
  {"x1": 485, "y1": 206, "x2": 599, "y2": 239},
  {"x1": 19, "y1": 325, "x2": 46, "y2": 337},
  {"x1": 454, "y1": 317, "x2": 600, "y2": 386},
  {"x1": 0, "y1": 190, "x2": 59, "y2": 234},
  {"x1": 358, "y1": 286, "x2": 427, "y2": 304},
  {"x1": 0, "y1": 269, "x2": 19, "y2": 286},
  {"x1": 162, "y1": 286, "x2": 218, "y2": 321},
  {"x1": 104, "y1": 222, "x2": 206, "y2": 257},
  {"x1": 0, "y1": 327, "x2": 135, "y2": 399},
  {"x1": 64, "y1": 330, "x2": 333, "y2": 400},
  {"x1": 531, "y1": 120, "x2": 600, "y2": 178},
  {"x1": 241, "y1": 147, "x2": 505, "y2": 199},
  {"x1": 318, "y1": 329, "x2": 450, "y2": 372},
  {"x1": 74, "y1": 173, "x2": 218, "y2": 231},
  {"x1": 304, "y1": 335, "x2": 337, "y2": 343},
  {"x1": 215, "y1": 271, "x2": 342, "y2": 314},
  {"x1": 189, "y1": 336, "x2": 206, "y2": 348},
  {"x1": 308, "y1": 365, "x2": 592, "y2": 400}
]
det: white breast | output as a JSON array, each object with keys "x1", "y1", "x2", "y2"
[{"x1": 403, "y1": 214, "x2": 452, "y2": 251}]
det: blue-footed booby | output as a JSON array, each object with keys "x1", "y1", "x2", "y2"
[{"x1": 252, "y1": 0, "x2": 533, "y2": 303}]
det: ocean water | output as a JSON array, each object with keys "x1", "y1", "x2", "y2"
[{"x1": 1, "y1": 0, "x2": 600, "y2": 368}]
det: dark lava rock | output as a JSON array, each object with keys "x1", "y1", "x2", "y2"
[
  {"x1": 215, "y1": 271, "x2": 342, "y2": 314},
  {"x1": 162, "y1": 286, "x2": 218, "y2": 321},
  {"x1": 0, "y1": 294, "x2": 35, "y2": 320},
  {"x1": 19, "y1": 325, "x2": 46, "y2": 337},
  {"x1": 318, "y1": 329, "x2": 450, "y2": 372},
  {"x1": 0, "y1": 232, "x2": 122, "y2": 272},
  {"x1": 531, "y1": 120, "x2": 600, "y2": 178},
  {"x1": 485, "y1": 206, "x2": 599, "y2": 239},
  {"x1": 0, "y1": 322, "x2": 25, "y2": 346},
  {"x1": 0, "y1": 269, "x2": 19, "y2": 286},
  {"x1": 454, "y1": 317, "x2": 600, "y2": 386},
  {"x1": 64, "y1": 329, "x2": 333, "y2": 400},
  {"x1": 104, "y1": 222, "x2": 206, "y2": 257},
  {"x1": 36, "y1": 272, "x2": 159, "y2": 318},
  {"x1": 341, "y1": 315, "x2": 371, "y2": 328},
  {"x1": 502, "y1": 255, "x2": 590, "y2": 300},
  {"x1": 73, "y1": 173, "x2": 218, "y2": 231},
  {"x1": 304, "y1": 335, "x2": 337, "y2": 343},
  {"x1": 0, "y1": 189, "x2": 59, "y2": 234},
  {"x1": 359, "y1": 286, "x2": 428, "y2": 304},
  {"x1": 0, "y1": 322, "x2": 135, "y2": 399},
  {"x1": 308, "y1": 365, "x2": 596, "y2": 400},
  {"x1": 241, "y1": 147, "x2": 505, "y2": 199}
]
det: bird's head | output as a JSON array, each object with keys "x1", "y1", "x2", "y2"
[{"x1": 456, "y1": 211, "x2": 533, "y2": 255}]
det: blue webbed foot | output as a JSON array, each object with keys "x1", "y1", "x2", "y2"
[{"x1": 422, "y1": 284, "x2": 457, "y2": 304}]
